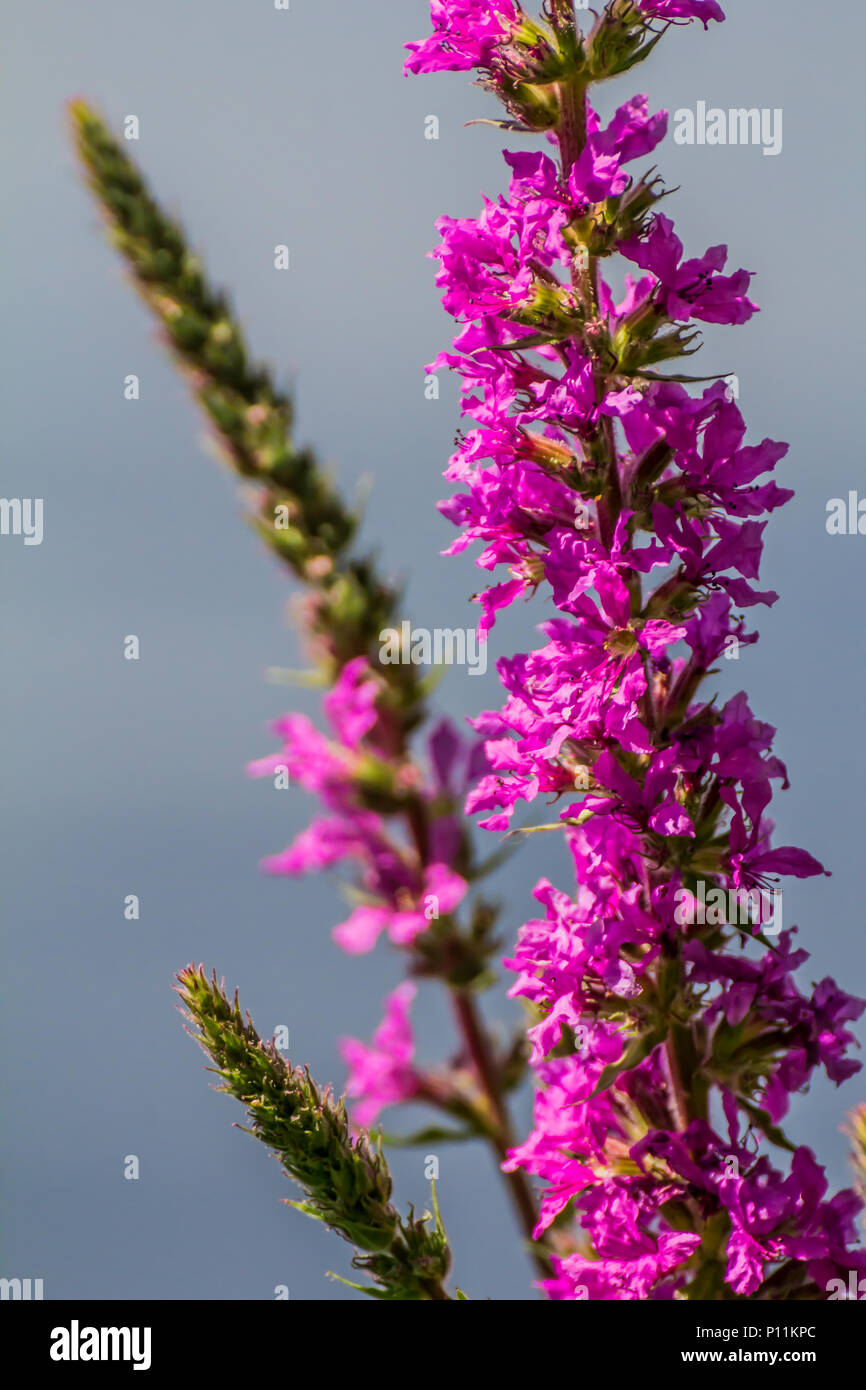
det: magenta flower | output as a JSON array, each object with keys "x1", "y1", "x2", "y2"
[
  {"x1": 333, "y1": 861, "x2": 468, "y2": 954},
  {"x1": 621, "y1": 215, "x2": 758, "y2": 325},
  {"x1": 340, "y1": 983, "x2": 420, "y2": 1127},
  {"x1": 569, "y1": 97, "x2": 668, "y2": 210},
  {"x1": 323, "y1": 656, "x2": 381, "y2": 747},
  {"x1": 404, "y1": 1, "x2": 523, "y2": 76},
  {"x1": 544, "y1": 1230, "x2": 702, "y2": 1301},
  {"x1": 637, "y1": 0, "x2": 725, "y2": 24}
]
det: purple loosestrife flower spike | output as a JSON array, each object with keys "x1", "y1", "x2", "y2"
[{"x1": 410, "y1": 0, "x2": 865, "y2": 1299}]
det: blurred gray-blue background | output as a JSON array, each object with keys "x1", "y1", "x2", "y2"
[{"x1": 1, "y1": 0, "x2": 863, "y2": 1300}]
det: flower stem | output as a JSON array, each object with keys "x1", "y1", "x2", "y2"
[{"x1": 452, "y1": 989, "x2": 554, "y2": 1280}]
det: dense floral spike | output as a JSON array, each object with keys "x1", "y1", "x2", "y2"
[
  {"x1": 411, "y1": 0, "x2": 865, "y2": 1298},
  {"x1": 70, "y1": 102, "x2": 408, "y2": 683},
  {"x1": 73, "y1": 104, "x2": 556, "y2": 1284},
  {"x1": 176, "y1": 966, "x2": 452, "y2": 1299}
]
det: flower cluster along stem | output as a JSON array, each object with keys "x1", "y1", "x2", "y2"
[
  {"x1": 557, "y1": 55, "x2": 696, "y2": 1211},
  {"x1": 407, "y1": 0, "x2": 866, "y2": 1299},
  {"x1": 70, "y1": 101, "x2": 555, "y2": 1286}
]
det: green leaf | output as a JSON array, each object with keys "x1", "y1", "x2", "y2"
[
  {"x1": 504, "y1": 813, "x2": 592, "y2": 839},
  {"x1": 465, "y1": 118, "x2": 534, "y2": 133},
  {"x1": 380, "y1": 1124, "x2": 480, "y2": 1148},
  {"x1": 587, "y1": 1025, "x2": 667, "y2": 1101},
  {"x1": 740, "y1": 1099, "x2": 797, "y2": 1154}
]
